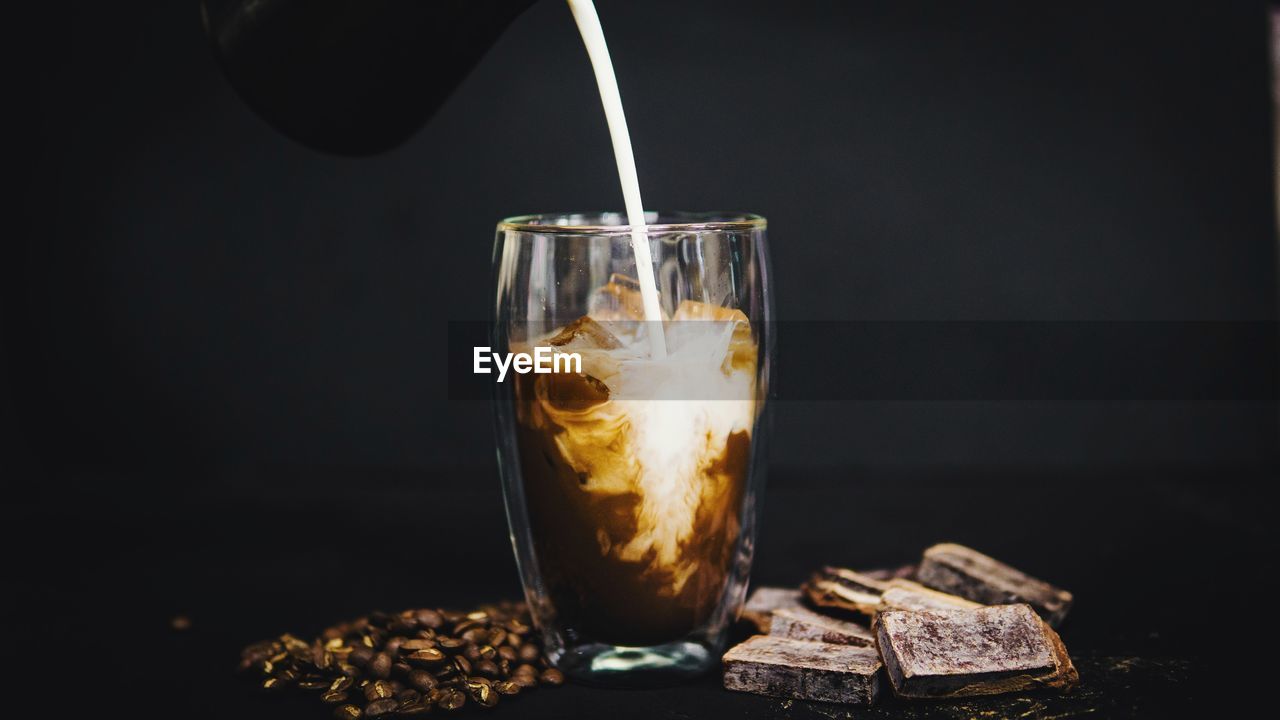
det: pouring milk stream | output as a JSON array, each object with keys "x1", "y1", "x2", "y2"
[{"x1": 566, "y1": 0, "x2": 668, "y2": 359}]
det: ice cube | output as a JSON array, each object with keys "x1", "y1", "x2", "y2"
[
  {"x1": 672, "y1": 300, "x2": 750, "y2": 324},
  {"x1": 589, "y1": 274, "x2": 665, "y2": 322},
  {"x1": 536, "y1": 371, "x2": 611, "y2": 412},
  {"x1": 670, "y1": 301, "x2": 755, "y2": 373}
]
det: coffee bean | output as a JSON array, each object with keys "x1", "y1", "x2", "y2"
[
  {"x1": 539, "y1": 668, "x2": 565, "y2": 686},
  {"x1": 262, "y1": 677, "x2": 286, "y2": 691},
  {"x1": 348, "y1": 646, "x2": 374, "y2": 668},
  {"x1": 369, "y1": 653, "x2": 392, "y2": 679},
  {"x1": 493, "y1": 681, "x2": 521, "y2": 696},
  {"x1": 320, "y1": 690, "x2": 349, "y2": 704},
  {"x1": 408, "y1": 669, "x2": 437, "y2": 692},
  {"x1": 399, "y1": 700, "x2": 431, "y2": 716},
  {"x1": 395, "y1": 688, "x2": 421, "y2": 704},
  {"x1": 338, "y1": 663, "x2": 360, "y2": 678},
  {"x1": 282, "y1": 634, "x2": 310, "y2": 653},
  {"x1": 464, "y1": 644, "x2": 482, "y2": 662},
  {"x1": 392, "y1": 661, "x2": 412, "y2": 678},
  {"x1": 405, "y1": 648, "x2": 446, "y2": 666},
  {"x1": 486, "y1": 628, "x2": 507, "y2": 647},
  {"x1": 400, "y1": 639, "x2": 436, "y2": 652},
  {"x1": 388, "y1": 617, "x2": 417, "y2": 635},
  {"x1": 384, "y1": 637, "x2": 404, "y2": 656},
  {"x1": 497, "y1": 645, "x2": 518, "y2": 663},
  {"x1": 299, "y1": 677, "x2": 331, "y2": 690},
  {"x1": 460, "y1": 627, "x2": 487, "y2": 644},
  {"x1": 369, "y1": 611, "x2": 391, "y2": 627},
  {"x1": 475, "y1": 660, "x2": 500, "y2": 679},
  {"x1": 333, "y1": 704, "x2": 363, "y2": 720},
  {"x1": 505, "y1": 619, "x2": 531, "y2": 636},
  {"x1": 438, "y1": 688, "x2": 467, "y2": 711},
  {"x1": 364, "y1": 698, "x2": 400, "y2": 718},
  {"x1": 316, "y1": 643, "x2": 334, "y2": 666},
  {"x1": 437, "y1": 637, "x2": 467, "y2": 653},
  {"x1": 510, "y1": 673, "x2": 537, "y2": 689},
  {"x1": 242, "y1": 640, "x2": 279, "y2": 661},
  {"x1": 466, "y1": 678, "x2": 498, "y2": 708},
  {"x1": 452, "y1": 655, "x2": 472, "y2": 676},
  {"x1": 415, "y1": 609, "x2": 444, "y2": 629},
  {"x1": 364, "y1": 679, "x2": 394, "y2": 701},
  {"x1": 517, "y1": 643, "x2": 540, "y2": 662}
]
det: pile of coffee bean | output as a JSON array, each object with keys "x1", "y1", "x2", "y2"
[{"x1": 239, "y1": 601, "x2": 564, "y2": 717}]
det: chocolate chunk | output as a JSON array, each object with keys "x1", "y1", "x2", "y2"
[
  {"x1": 768, "y1": 606, "x2": 875, "y2": 647},
  {"x1": 740, "y1": 587, "x2": 802, "y2": 633},
  {"x1": 917, "y1": 543, "x2": 1074, "y2": 627},
  {"x1": 722, "y1": 635, "x2": 882, "y2": 705},
  {"x1": 878, "y1": 579, "x2": 981, "y2": 613},
  {"x1": 817, "y1": 567, "x2": 890, "y2": 595},
  {"x1": 802, "y1": 577, "x2": 881, "y2": 617},
  {"x1": 876, "y1": 604, "x2": 1079, "y2": 698}
]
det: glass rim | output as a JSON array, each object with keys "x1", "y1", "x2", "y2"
[{"x1": 497, "y1": 211, "x2": 766, "y2": 235}]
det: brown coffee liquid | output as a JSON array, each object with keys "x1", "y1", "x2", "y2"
[{"x1": 512, "y1": 312, "x2": 756, "y2": 647}]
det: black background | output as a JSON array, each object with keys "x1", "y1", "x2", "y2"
[{"x1": 5, "y1": 0, "x2": 1278, "y2": 717}]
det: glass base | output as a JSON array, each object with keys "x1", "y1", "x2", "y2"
[{"x1": 554, "y1": 640, "x2": 715, "y2": 687}]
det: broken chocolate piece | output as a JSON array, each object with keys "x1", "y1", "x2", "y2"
[
  {"x1": 878, "y1": 579, "x2": 981, "y2": 613},
  {"x1": 803, "y1": 577, "x2": 881, "y2": 617},
  {"x1": 722, "y1": 635, "x2": 883, "y2": 705},
  {"x1": 876, "y1": 604, "x2": 1079, "y2": 699},
  {"x1": 769, "y1": 606, "x2": 875, "y2": 647},
  {"x1": 818, "y1": 566, "x2": 890, "y2": 595},
  {"x1": 917, "y1": 543, "x2": 1074, "y2": 627},
  {"x1": 740, "y1": 586, "x2": 802, "y2": 633}
]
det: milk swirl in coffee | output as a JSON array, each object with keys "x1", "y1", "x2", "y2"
[{"x1": 512, "y1": 282, "x2": 758, "y2": 645}]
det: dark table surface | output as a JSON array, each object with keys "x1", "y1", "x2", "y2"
[{"x1": 12, "y1": 463, "x2": 1272, "y2": 718}]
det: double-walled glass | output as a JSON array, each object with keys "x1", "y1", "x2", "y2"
[{"x1": 491, "y1": 212, "x2": 773, "y2": 685}]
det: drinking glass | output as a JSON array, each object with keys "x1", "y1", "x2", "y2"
[{"x1": 491, "y1": 212, "x2": 773, "y2": 685}]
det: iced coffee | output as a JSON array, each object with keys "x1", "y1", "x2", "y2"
[{"x1": 511, "y1": 277, "x2": 759, "y2": 647}]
